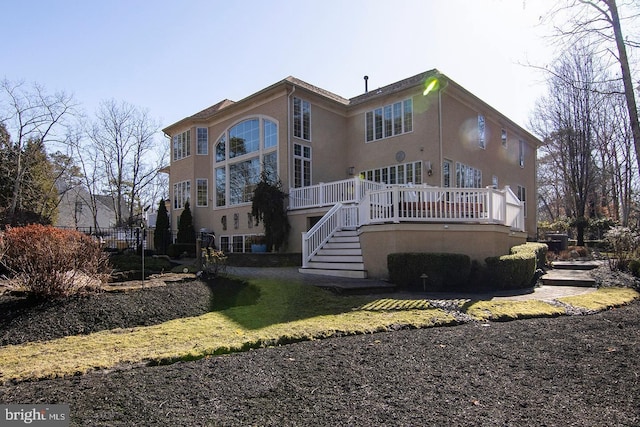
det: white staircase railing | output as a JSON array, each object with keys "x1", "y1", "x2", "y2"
[{"x1": 301, "y1": 203, "x2": 361, "y2": 268}]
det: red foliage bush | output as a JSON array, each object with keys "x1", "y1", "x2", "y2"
[{"x1": 0, "y1": 225, "x2": 110, "y2": 298}]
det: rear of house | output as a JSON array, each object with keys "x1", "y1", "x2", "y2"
[{"x1": 162, "y1": 70, "x2": 540, "y2": 278}]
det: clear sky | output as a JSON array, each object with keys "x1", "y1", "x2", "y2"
[{"x1": 2, "y1": 0, "x2": 558, "y2": 135}]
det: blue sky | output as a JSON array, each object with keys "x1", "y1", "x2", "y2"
[{"x1": 2, "y1": 0, "x2": 557, "y2": 133}]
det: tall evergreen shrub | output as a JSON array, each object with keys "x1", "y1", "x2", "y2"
[
  {"x1": 153, "y1": 199, "x2": 171, "y2": 254},
  {"x1": 176, "y1": 201, "x2": 196, "y2": 244}
]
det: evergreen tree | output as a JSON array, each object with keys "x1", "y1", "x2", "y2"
[
  {"x1": 176, "y1": 201, "x2": 196, "y2": 244},
  {"x1": 251, "y1": 170, "x2": 290, "y2": 251},
  {"x1": 153, "y1": 199, "x2": 171, "y2": 254}
]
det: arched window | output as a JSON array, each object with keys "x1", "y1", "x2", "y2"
[{"x1": 215, "y1": 117, "x2": 278, "y2": 207}]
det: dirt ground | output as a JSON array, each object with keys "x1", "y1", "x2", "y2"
[{"x1": 0, "y1": 278, "x2": 639, "y2": 426}]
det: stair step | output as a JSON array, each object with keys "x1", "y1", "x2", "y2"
[
  {"x1": 323, "y1": 242, "x2": 361, "y2": 249},
  {"x1": 541, "y1": 270, "x2": 596, "y2": 287},
  {"x1": 317, "y1": 248, "x2": 362, "y2": 256},
  {"x1": 330, "y1": 236, "x2": 360, "y2": 243},
  {"x1": 311, "y1": 255, "x2": 364, "y2": 263},
  {"x1": 550, "y1": 261, "x2": 601, "y2": 270},
  {"x1": 299, "y1": 268, "x2": 368, "y2": 279},
  {"x1": 307, "y1": 261, "x2": 365, "y2": 271}
]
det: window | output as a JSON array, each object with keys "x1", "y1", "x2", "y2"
[
  {"x1": 219, "y1": 236, "x2": 230, "y2": 252},
  {"x1": 173, "y1": 180, "x2": 191, "y2": 209},
  {"x1": 443, "y1": 160, "x2": 452, "y2": 188},
  {"x1": 230, "y1": 119, "x2": 259, "y2": 158},
  {"x1": 360, "y1": 161, "x2": 423, "y2": 185},
  {"x1": 215, "y1": 167, "x2": 226, "y2": 207},
  {"x1": 293, "y1": 98, "x2": 311, "y2": 140},
  {"x1": 365, "y1": 99, "x2": 413, "y2": 142},
  {"x1": 501, "y1": 129, "x2": 507, "y2": 148},
  {"x1": 264, "y1": 119, "x2": 277, "y2": 148},
  {"x1": 197, "y1": 128, "x2": 208, "y2": 155},
  {"x1": 215, "y1": 135, "x2": 226, "y2": 162},
  {"x1": 172, "y1": 130, "x2": 191, "y2": 161},
  {"x1": 229, "y1": 158, "x2": 260, "y2": 204},
  {"x1": 519, "y1": 140, "x2": 525, "y2": 167},
  {"x1": 215, "y1": 117, "x2": 279, "y2": 206},
  {"x1": 294, "y1": 143, "x2": 311, "y2": 187},
  {"x1": 517, "y1": 185, "x2": 527, "y2": 217},
  {"x1": 196, "y1": 179, "x2": 208, "y2": 207},
  {"x1": 365, "y1": 111, "x2": 374, "y2": 142},
  {"x1": 455, "y1": 162, "x2": 482, "y2": 188},
  {"x1": 263, "y1": 151, "x2": 277, "y2": 178},
  {"x1": 492, "y1": 175, "x2": 498, "y2": 188},
  {"x1": 478, "y1": 115, "x2": 486, "y2": 149}
]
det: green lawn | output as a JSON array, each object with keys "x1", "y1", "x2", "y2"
[{"x1": 0, "y1": 276, "x2": 637, "y2": 384}]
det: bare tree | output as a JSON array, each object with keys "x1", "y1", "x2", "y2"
[
  {"x1": 546, "y1": 0, "x2": 640, "y2": 179},
  {"x1": 89, "y1": 99, "x2": 161, "y2": 226},
  {"x1": 0, "y1": 79, "x2": 77, "y2": 223},
  {"x1": 531, "y1": 45, "x2": 604, "y2": 245}
]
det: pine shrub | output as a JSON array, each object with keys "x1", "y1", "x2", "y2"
[{"x1": 0, "y1": 224, "x2": 110, "y2": 298}]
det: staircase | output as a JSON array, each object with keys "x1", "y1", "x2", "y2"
[{"x1": 299, "y1": 230, "x2": 367, "y2": 278}]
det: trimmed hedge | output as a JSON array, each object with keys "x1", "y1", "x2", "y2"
[
  {"x1": 387, "y1": 252, "x2": 471, "y2": 291},
  {"x1": 484, "y1": 242, "x2": 546, "y2": 290}
]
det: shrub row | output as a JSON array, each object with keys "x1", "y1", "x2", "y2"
[
  {"x1": 387, "y1": 252, "x2": 471, "y2": 292},
  {"x1": 388, "y1": 243, "x2": 548, "y2": 292}
]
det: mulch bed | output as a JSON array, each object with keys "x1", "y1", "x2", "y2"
[{"x1": 0, "y1": 279, "x2": 639, "y2": 426}]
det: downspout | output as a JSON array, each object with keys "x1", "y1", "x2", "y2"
[
  {"x1": 287, "y1": 85, "x2": 296, "y2": 190},
  {"x1": 438, "y1": 89, "x2": 443, "y2": 186}
]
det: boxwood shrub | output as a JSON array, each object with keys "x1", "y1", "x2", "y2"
[
  {"x1": 484, "y1": 242, "x2": 545, "y2": 290},
  {"x1": 387, "y1": 252, "x2": 471, "y2": 291}
]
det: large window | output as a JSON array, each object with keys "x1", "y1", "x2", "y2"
[
  {"x1": 197, "y1": 128, "x2": 208, "y2": 155},
  {"x1": 455, "y1": 162, "x2": 482, "y2": 188},
  {"x1": 196, "y1": 179, "x2": 208, "y2": 207},
  {"x1": 293, "y1": 98, "x2": 311, "y2": 141},
  {"x1": 294, "y1": 143, "x2": 311, "y2": 188},
  {"x1": 173, "y1": 180, "x2": 191, "y2": 209},
  {"x1": 365, "y1": 98, "x2": 413, "y2": 142},
  {"x1": 214, "y1": 117, "x2": 278, "y2": 207},
  {"x1": 172, "y1": 130, "x2": 191, "y2": 161},
  {"x1": 361, "y1": 161, "x2": 422, "y2": 185}
]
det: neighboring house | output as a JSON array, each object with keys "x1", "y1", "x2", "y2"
[
  {"x1": 163, "y1": 70, "x2": 541, "y2": 279},
  {"x1": 56, "y1": 184, "x2": 116, "y2": 230}
]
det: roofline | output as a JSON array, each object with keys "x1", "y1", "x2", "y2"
[{"x1": 162, "y1": 70, "x2": 541, "y2": 145}]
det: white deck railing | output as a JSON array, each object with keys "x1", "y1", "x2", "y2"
[
  {"x1": 289, "y1": 178, "x2": 384, "y2": 209},
  {"x1": 297, "y1": 181, "x2": 524, "y2": 267}
]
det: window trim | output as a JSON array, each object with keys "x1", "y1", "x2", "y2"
[
  {"x1": 172, "y1": 130, "x2": 191, "y2": 161},
  {"x1": 478, "y1": 114, "x2": 486, "y2": 149},
  {"x1": 365, "y1": 98, "x2": 413, "y2": 143},
  {"x1": 173, "y1": 180, "x2": 191, "y2": 210},
  {"x1": 196, "y1": 127, "x2": 208, "y2": 155},
  {"x1": 196, "y1": 178, "x2": 208, "y2": 207},
  {"x1": 293, "y1": 97, "x2": 311, "y2": 141}
]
